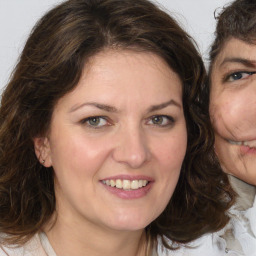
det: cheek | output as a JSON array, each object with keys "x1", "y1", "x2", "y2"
[
  {"x1": 211, "y1": 95, "x2": 249, "y2": 135},
  {"x1": 214, "y1": 135, "x2": 228, "y2": 160},
  {"x1": 153, "y1": 129, "x2": 187, "y2": 176},
  {"x1": 215, "y1": 135, "x2": 246, "y2": 178},
  {"x1": 211, "y1": 86, "x2": 256, "y2": 135},
  {"x1": 50, "y1": 134, "x2": 111, "y2": 178}
]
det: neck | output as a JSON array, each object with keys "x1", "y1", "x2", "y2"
[{"x1": 44, "y1": 213, "x2": 148, "y2": 256}]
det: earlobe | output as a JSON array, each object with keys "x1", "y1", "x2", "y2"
[{"x1": 33, "y1": 137, "x2": 52, "y2": 167}]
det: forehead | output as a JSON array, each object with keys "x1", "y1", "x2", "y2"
[
  {"x1": 212, "y1": 37, "x2": 256, "y2": 69},
  {"x1": 79, "y1": 49, "x2": 181, "y2": 91},
  {"x1": 86, "y1": 49, "x2": 173, "y2": 75},
  {"x1": 55, "y1": 49, "x2": 183, "y2": 111}
]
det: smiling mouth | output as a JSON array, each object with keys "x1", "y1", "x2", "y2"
[
  {"x1": 102, "y1": 179, "x2": 149, "y2": 190},
  {"x1": 228, "y1": 139, "x2": 256, "y2": 148}
]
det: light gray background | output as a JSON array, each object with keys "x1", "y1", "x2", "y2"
[{"x1": 0, "y1": 0, "x2": 231, "y2": 90}]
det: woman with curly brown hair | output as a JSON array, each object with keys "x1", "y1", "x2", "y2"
[{"x1": 0, "y1": 0, "x2": 233, "y2": 255}]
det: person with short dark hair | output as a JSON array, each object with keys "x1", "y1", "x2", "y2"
[
  {"x1": 0, "y1": 0, "x2": 233, "y2": 255},
  {"x1": 209, "y1": 0, "x2": 256, "y2": 255}
]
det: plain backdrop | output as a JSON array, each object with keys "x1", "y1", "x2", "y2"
[{"x1": 0, "y1": 0, "x2": 231, "y2": 90}]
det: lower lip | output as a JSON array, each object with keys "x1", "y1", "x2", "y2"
[
  {"x1": 101, "y1": 182, "x2": 153, "y2": 199},
  {"x1": 240, "y1": 145, "x2": 256, "y2": 155}
]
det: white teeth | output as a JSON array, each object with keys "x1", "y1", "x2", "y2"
[
  {"x1": 116, "y1": 179, "x2": 122, "y2": 189},
  {"x1": 243, "y1": 140, "x2": 256, "y2": 148},
  {"x1": 110, "y1": 180, "x2": 116, "y2": 187},
  {"x1": 123, "y1": 180, "x2": 131, "y2": 190},
  {"x1": 131, "y1": 180, "x2": 139, "y2": 189},
  {"x1": 228, "y1": 139, "x2": 256, "y2": 148},
  {"x1": 228, "y1": 140, "x2": 242, "y2": 145},
  {"x1": 102, "y1": 179, "x2": 149, "y2": 190}
]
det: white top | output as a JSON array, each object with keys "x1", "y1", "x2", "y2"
[
  {"x1": 0, "y1": 232, "x2": 227, "y2": 256},
  {"x1": 0, "y1": 233, "x2": 56, "y2": 256},
  {"x1": 157, "y1": 234, "x2": 231, "y2": 256},
  {"x1": 158, "y1": 175, "x2": 256, "y2": 256},
  {"x1": 0, "y1": 232, "x2": 231, "y2": 256},
  {"x1": 222, "y1": 175, "x2": 256, "y2": 255}
]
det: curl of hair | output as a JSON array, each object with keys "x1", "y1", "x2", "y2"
[{"x1": 0, "y1": 0, "x2": 234, "y2": 249}]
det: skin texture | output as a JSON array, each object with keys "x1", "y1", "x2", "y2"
[
  {"x1": 210, "y1": 38, "x2": 256, "y2": 185},
  {"x1": 34, "y1": 49, "x2": 187, "y2": 256}
]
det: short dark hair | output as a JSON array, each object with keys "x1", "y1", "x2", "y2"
[
  {"x1": 209, "y1": 0, "x2": 256, "y2": 66},
  {"x1": 0, "y1": 0, "x2": 233, "y2": 250}
]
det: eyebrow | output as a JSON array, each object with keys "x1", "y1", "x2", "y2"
[
  {"x1": 70, "y1": 102, "x2": 118, "y2": 113},
  {"x1": 70, "y1": 99, "x2": 181, "y2": 113},
  {"x1": 147, "y1": 99, "x2": 181, "y2": 112},
  {"x1": 220, "y1": 57, "x2": 256, "y2": 68}
]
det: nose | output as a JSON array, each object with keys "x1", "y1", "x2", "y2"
[{"x1": 112, "y1": 126, "x2": 151, "y2": 169}]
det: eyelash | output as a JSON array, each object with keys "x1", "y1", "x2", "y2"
[
  {"x1": 80, "y1": 115, "x2": 175, "y2": 129},
  {"x1": 223, "y1": 71, "x2": 256, "y2": 82}
]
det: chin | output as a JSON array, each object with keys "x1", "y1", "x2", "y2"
[
  {"x1": 105, "y1": 211, "x2": 155, "y2": 231},
  {"x1": 236, "y1": 172, "x2": 256, "y2": 186},
  {"x1": 223, "y1": 164, "x2": 256, "y2": 186}
]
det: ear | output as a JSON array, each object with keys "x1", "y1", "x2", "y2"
[{"x1": 33, "y1": 137, "x2": 52, "y2": 167}]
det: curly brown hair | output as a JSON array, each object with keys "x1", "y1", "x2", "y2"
[
  {"x1": 0, "y1": 0, "x2": 234, "y2": 250},
  {"x1": 209, "y1": 0, "x2": 256, "y2": 69}
]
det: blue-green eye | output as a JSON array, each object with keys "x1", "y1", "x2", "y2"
[
  {"x1": 147, "y1": 115, "x2": 174, "y2": 126},
  {"x1": 225, "y1": 71, "x2": 256, "y2": 82}
]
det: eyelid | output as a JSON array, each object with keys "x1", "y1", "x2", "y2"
[{"x1": 223, "y1": 70, "x2": 256, "y2": 83}]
